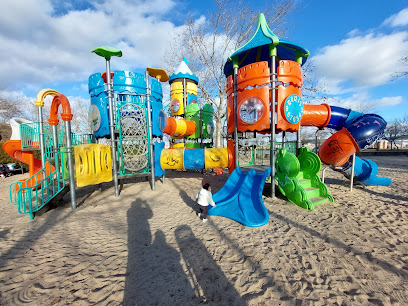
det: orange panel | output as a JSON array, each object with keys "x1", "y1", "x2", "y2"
[
  {"x1": 227, "y1": 139, "x2": 235, "y2": 174},
  {"x1": 276, "y1": 60, "x2": 304, "y2": 132},
  {"x1": 301, "y1": 104, "x2": 331, "y2": 128},
  {"x1": 237, "y1": 87, "x2": 270, "y2": 132},
  {"x1": 226, "y1": 75, "x2": 234, "y2": 135},
  {"x1": 277, "y1": 60, "x2": 302, "y2": 87},
  {"x1": 276, "y1": 85, "x2": 301, "y2": 132},
  {"x1": 318, "y1": 128, "x2": 360, "y2": 166},
  {"x1": 237, "y1": 62, "x2": 270, "y2": 132}
]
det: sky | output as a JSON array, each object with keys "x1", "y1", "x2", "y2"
[{"x1": 0, "y1": 0, "x2": 407, "y2": 125}]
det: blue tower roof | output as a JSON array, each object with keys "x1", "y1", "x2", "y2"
[
  {"x1": 223, "y1": 13, "x2": 309, "y2": 77},
  {"x1": 169, "y1": 58, "x2": 199, "y2": 83}
]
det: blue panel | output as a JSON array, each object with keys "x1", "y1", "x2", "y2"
[
  {"x1": 184, "y1": 149, "x2": 205, "y2": 169},
  {"x1": 151, "y1": 102, "x2": 163, "y2": 137},
  {"x1": 346, "y1": 114, "x2": 387, "y2": 150},
  {"x1": 187, "y1": 93, "x2": 197, "y2": 105},
  {"x1": 112, "y1": 71, "x2": 146, "y2": 94},
  {"x1": 150, "y1": 77, "x2": 163, "y2": 103},
  {"x1": 344, "y1": 109, "x2": 363, "y2": 127},
  {"x1": 326, "y1": 106, "x2": 350, "y2": 130},
  {"x1": 154, "y1": 141, "x2": 165, "y2": 177},
  {"x1": 89, "y1": 73, "x2": 110, "y2": 138},
  {"x1": 343, "y1": 156, "x2": 391, "y2": 186}
]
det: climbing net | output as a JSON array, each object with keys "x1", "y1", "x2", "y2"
[{"x1": 118, "y1": 103, "x2": 149, "y2": 172}]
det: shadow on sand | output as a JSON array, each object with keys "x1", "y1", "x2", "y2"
[
  {"x1": 123, "y1": 199, "x2": 194, "y2": 305},
  {"x1": 175, "y1": 225, "x2": 245, "y2": 305}
]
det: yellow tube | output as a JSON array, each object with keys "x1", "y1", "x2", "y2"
[
  {"x1": 35, "y1": 88, "x2": 59, "y2": 107},
  {"x1": 174, "y1": 119, "x2": 187, "y2": 136},
  {"x1": 204, "y1": 148, "x2": 229, "y2": 169},
  {"x1": 160, "y1": 148, "x2": 184, "y2": 169}
]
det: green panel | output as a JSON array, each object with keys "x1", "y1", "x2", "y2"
[{"x1": 275, "y1": 148, "x2": 334, "y2": 210}]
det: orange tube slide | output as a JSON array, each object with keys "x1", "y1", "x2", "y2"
[
  {"x1": 300, "y1": 104, "x2": 331, "y2": 128},
  {"x1": 162, "y1": 117, "x2": 196, "y2": 136},
  {"x1": 2, "y1": 140, "x2": 54, "y2": 189}
]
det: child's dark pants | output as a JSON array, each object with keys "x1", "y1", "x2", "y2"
[{"x1": 198, "y1": 205, "x2": 208, "y2": 219}]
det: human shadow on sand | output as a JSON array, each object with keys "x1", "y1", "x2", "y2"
[
  {"x1": 123, "y1": 199, "x2": 194, "y2": 305},
  {"x1": 175, "y1": 225, "x2": 246, "y2": 305}
]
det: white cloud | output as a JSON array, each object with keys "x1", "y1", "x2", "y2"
[
  {"x1": 309, "y1": 92, "x2": 403, "y2": 113},
  {"x1": 383, "y1": 8, "x2": 408, "y2": 27},
  {"x1": 0, "y1": 0, "x2": 180, "y2": 92},
  {"x1": 312, "y1": 32, "x2": 408, "y2": 94}
]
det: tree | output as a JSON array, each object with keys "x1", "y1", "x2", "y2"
[
  {"x1": 164, "y1": 0, "x2": 296, "y2": 147},
  {"x1": 383, "y1": 114, "x2": 408, "y2": 149}
]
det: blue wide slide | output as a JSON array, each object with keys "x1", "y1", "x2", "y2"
[{"x1": 208, "y1": 167, "x2": 271, "y2": 227}]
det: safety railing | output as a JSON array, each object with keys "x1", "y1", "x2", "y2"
[
  {"x1": 9, "y1": 153, "x2": 65, "y2": 220},
  {"x1": 20, "y1": 122, "x2": 93, "y2": 157}
]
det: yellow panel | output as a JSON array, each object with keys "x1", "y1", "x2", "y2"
[
  {"x1": 75, "y1": 144, "x2": 112, "y2": 187},
  {"x1": 172, "y1": 142, "x2": 185, "y2": 148},
  {"x1": 204, "y1": 148, "x2": 229, "y2": 169},
  {"x1": 170, "y1": 82, "x2": 184, "y2": 116},
  {"x1": 186, "y1": 82, "x2": 197, "y2": 95},
  {"x1": 160, "y1": 148, "x2": 184, "y2": 169}
]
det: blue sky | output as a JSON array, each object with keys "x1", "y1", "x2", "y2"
[{"x1": 0, "y1": 0, "x2": 407, "y2": 124}]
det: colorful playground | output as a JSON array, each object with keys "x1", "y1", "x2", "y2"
[{"x1": 1, "y1": 13, "x2": 407, "y2": 305}]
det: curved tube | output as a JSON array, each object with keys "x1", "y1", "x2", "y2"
[
  {"x1": 48, "y1": 94, "x2": 73, "y2": 125},
  {"x1": 318, "y1": 106, "x2": 387, "y2": 166},
  {"x1": 300, "y1": 104, "x2": 331, "y2": 128},
  {"x1": 35, "y1": 88, "x2": 59, "y2": 107},
  {"x1": 161, "y1": 117, "x2": 196, "y2": 136}
]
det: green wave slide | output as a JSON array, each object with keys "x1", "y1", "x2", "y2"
[{"x1": 276, "y1": 147, "x2": 334, "y2": 210}]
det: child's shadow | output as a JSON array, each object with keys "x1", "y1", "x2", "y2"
[{"x1": 179, "y1": 190, "x2": 196, "y2": 210}]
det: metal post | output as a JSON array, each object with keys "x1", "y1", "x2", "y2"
[
  {"x1": 233, "y1": 67, "x2": 239, "y2": 168},
  {"x1": 350, "y1": 153, "x2": 356, "y2": 192},
  {"x1": 296, "y1": 128, "x2": 301, "y2": 155},
  {"x1": 200, "y1": 98, "x2": 203, "y2": 149},
  {"x1": 315, "y1": 129, "x2": 320, "y2": 154},
  {"x1": 145, "y1": 71, "x2": 155, "y2": 191},
  {"x1": 281, "y1": 131, "x2": 286, "y2": 147},
  {"x1": 270, "y1": 55, "x2": 277, "y2": 198},
  {"x1": 38, "y1": 107, "x2": 46, "y2": 168},
  {"x1": 51, "y1": 125, "x2": 59, "y2": 175},
  {"x1": 105, "y1": 59, "x2": 119, "y2": 197},
  {"x1": 64, "y1": 120, "x2": 76, "y2": 209}
]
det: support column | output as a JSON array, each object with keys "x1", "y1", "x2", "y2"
[
  {"x1": 233, "y1": 66, "x2": 239, "y2": 169},
  {"x1": 270, "y1": 51, "x2": 277, "y2": 198},
  {"x1": 106, "y1": 60, "x2": 119, "y2": 197},
  {"x1": 145, "y1": 72, "x2": 155, "y2": 191}
]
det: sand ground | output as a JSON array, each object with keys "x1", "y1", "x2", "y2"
[{"x1": 0, "y1": 155, "x2": 407, "y2": 305}]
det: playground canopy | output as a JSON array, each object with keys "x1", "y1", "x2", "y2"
[{"x1": 223, "y1": 13, "x2": 309, "y2": 77}]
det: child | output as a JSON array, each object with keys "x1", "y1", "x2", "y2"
[{"x1": 196, "y1": 183, "x2": 216, "y2": 222}]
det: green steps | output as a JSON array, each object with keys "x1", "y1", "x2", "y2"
[{"x1": 276, "y1": 147, "x2": 334, "y2": 211}]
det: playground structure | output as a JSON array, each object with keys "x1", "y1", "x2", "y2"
[
  {"x1": 2, "y1": 90, "x2": 95, "y2": 219},
  {"x1": 2, "y1": 14, "x2": 391, "y2": 224}
]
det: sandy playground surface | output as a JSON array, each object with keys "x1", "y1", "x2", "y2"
[{"x1": 0, "y1": 155, "x2": 407, "y2": 305}]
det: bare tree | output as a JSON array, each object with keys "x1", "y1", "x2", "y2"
[
  {"x1": 164, "y1": 0, "x2": 296, "y2": 147},
  {"x1": 383, "y1": 114, "x2": 408, "y2": 149},
  {"x1": 0, "y1": 91, "x2": 26, "y2": 124}
]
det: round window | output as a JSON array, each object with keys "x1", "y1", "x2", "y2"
[
  {"x1": 158, "y1": 110, "x2": 168, "y2": 131},
  {"x1": 207, "y1": 121, "x2": 215, "y2": 135},
  {"x1": 170, "y1": 99, "x2": 180, "y2": 112},
  {"x1": 239, "y1": 97, "x2": 265, "y2": 124}
]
